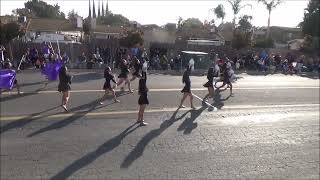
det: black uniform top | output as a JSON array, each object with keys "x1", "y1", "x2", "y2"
[
  {"x1": 134, "y1": 60, "x2": 141, "y2": 72},
  {"x1": 104, "y1": 72, "x2": 116, "y2": 84},
  {"x1": 138, "y1": 72, "x2": 148, "y2": 96},
  {"x1": 120, "y1": 63, "x2": 130, "y2": 74},
  {"x1": 182, "y1": 67, "x2": 191, "y2": 85},
  {"x1": 207, "y1": 67, "x2": 214, "y2": 83},
  {"x1": 58, "y1": 71, "x2": 72, "y2": 92},
  {"x1": 59, "y1": 73, "x2": 72, "y2": 85},
  {"x1": 223, "y1": 69, "x2": 231, "y2": 82}
]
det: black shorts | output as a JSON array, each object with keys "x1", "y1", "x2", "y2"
[
  {"x1": 118, "y1": 73, "x2": 128, "y2": 79},
  {"x1": 181, "y1": 84, "x2": 191, "y2": 93},
  {"x1": 203, "y1": 81, "x2": 213, "y2": 88},
  {"x1": 14, "y1": 79, "x2": 17, "y2": 85},
  {"x1": 132, "y1": 71, "x2": 141, "y2": 77},
  {"x1": 223, "y1": 80, "x2": 231, "y2": 84},
  {"x1": 58, "y1": 84, "x2": 71, "y2": 92},
  {"x1": 103, "y1": 82, "x2": 112, "y2": 90},
  {"x1": 138, "y1": 95, "x2": 149, "y2": 105}
]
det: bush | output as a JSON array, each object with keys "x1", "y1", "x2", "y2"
[{"x1": 254, "y1": 38, "x2": 274, "y2": 48}]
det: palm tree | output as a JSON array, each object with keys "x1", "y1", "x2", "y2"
[
  {"x1": 227, "y1": 0, "x2": 252, "y2": 28},
  {"x1": 258, "y1": 0, "x2": 283, "y2": 39},
  {"x1": 213, "y1": 4, "x2": 226, "y2": 24}
]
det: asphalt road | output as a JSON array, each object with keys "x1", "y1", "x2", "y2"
[{"x1": 1, "y1": 70, "x2": 319, "y2": 179}]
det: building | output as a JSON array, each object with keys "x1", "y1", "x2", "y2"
[
  {"x1": 252, "y1": 26, "x2": 303, "y2": 44},
  {"x1": 288, "y1": 39, "x2": 304, "y2": 50},
  {"x1": 23, "y1": 17, "x2": 83, "y2": 43},
  {"x1": 217, "y1": 22, "x2": 234, "y2": 45}
]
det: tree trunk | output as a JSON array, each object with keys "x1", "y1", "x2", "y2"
[{"x1": 266, "y1": 9, "x2": 271, "y2": 39}]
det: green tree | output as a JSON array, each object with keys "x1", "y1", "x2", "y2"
[
  {"x1": 119, "y1": 31, "x2": 143, "y2": 48},
  {"x1": 300, "y1": 0, "x2": 320, "y2": 47},
  {"x1": 67, "y1": 9, "x2": 79, "y2": 20},
  {"x1": 257, "y1": 0, "x2": 283, "y2": 39},
  {"x1": 97, "y1": 13, "x2": 130, "y2": 26},
  {"x1": 237, "y1": 15, "x2": 252, "y2": 32},
  {"x1": 232, "y1": 15, "x2": 253, "y2": 49},
  {"x1": 214, "y1": 4, "x2": 226, "y2": 24},
  {"x1": 227, "y1": 0, "x2": 252, "y2": 28},
  {"x1": 83, "y1": 20, "x2": 90, "y2": 33},
  {"x1": 0, "y1": 22, "x2": 23, "y2": 44},
  {"x1": 182, "y1": 18, "x2": 203, "y2": 28},
  {"x1": 0, "y1": 22, "x2": 24, "y2": 60},
  {"x1": 177, "y1": 17, "x2": 183, "y2": 30},
  {"x1": 164, "y1": 23, "x2": 177, "y2": 32},
  {"x1": 15, "y1": 0, "x2": 65, "y2": 19}
]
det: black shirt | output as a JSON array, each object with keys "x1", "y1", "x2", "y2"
[{"x1": 104, "y1": 72, "x2": 116, "y2": 84}]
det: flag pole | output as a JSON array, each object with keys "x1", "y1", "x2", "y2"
[
  {"x1": 56, "y1": 39, "x2": 61, "y2": 57},
  {"x1": 17, "y1": 54, "x2": 25, "y2": 71}
]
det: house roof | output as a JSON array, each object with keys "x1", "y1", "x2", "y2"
[
  {"x1": 27, "y1": 18, "x2": 131, "y2": 34},
  {"x1": 27, "y1": 18, "x2": 81, "y2": 32},
  {"x1": 0, "y1": 16, "x2": 18, "y2": 24},
  {"x1": 94, "y1": 25, "x2": 129, "y2": 33}
]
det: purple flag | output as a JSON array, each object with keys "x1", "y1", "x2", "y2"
[
  {"x1": 42, "y1": 46, "x2": 50, "y2": 55},
  {"x1": 0, "y1": 69, "x2": 16, "y2": 89},
  {"x1": 41, "y1": 61, "x2": 62, "y2": 81}
]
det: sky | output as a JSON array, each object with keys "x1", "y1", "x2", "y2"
[{"x1": 0, "y1": 0, "x2": 310, "y2": 28}]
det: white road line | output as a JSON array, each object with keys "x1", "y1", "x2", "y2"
[
  {"x1": 1, "y1": 86, "x2": 319, "y2": 95},
  {"x1": 191, "y1": 93, "x2": 217, "y2": 110},
  {"x1": 0, "y1": 103, "x2": 318, "y2": 121}
]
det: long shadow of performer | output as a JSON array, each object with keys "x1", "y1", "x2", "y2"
[
  {"x1": 1, "y1": 90, "x2": 130, "y2": 136},
  {"x1": 26, "y1": 91, "x2": 131, "y2": 137},
  {"x1": 211, "y1": 89, "x2": 225, "y2": 110},
  {"x1": 120, "y1": 109, "x2": 191, "y2": 169},
  {"x1": 0, "y1": 86, "x2": 44, "y2": 103},
  {"x1": 71, "y1": 72, "x2": 103, "y2": 83},
  {"x1": 51, "y1": 123, "x2": 139, "y2": 180},
  {"x1": 177, "y1": 106, "x2": 206, "y2": 134},
  {"x1": 0, "y1": 105, "x2": 60, "y2": 134}
]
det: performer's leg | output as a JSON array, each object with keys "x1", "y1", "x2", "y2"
[
  {"x1": 117, "y1": 78, "x2": 124, "y2": 86},
  {"x1": 203, "y1": 87, "x2": 214, "y2": 101},
  {"x1": 179, "y1": 93, "x2": 188, "y2": 108},
  {"x1": 138, "y1": 104, "x2": 147, "y2": 126},
  {"x1": 125, "y1": 78, "x2": 133, "y2": 93},
  {"x1": 130, "y1": 75, "x2": 137, "y2": 82},
  {"x1": 189, "y1": 93, "x2": 195, "y2": 109},
  {"x1": 99, "y1": 90, "x2": 109, "y2": 104},
  {"x1": 111, "y1": 88, "x2": 120, "y2": 102}
]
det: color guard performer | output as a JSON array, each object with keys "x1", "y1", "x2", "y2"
[
  {"x1": 179, "y1": 65, "x2": 195, "y2": 109},
  {"x1": 100, "y1": 66, "x2": 120, "y2": 105}
]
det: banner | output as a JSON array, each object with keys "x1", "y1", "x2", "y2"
[
  {"x1": 41, "y1": 61, "x2": 62, "y2": 81},
  {"x1": 0, "y1": 69, "x2": 16, "y2": 89}
]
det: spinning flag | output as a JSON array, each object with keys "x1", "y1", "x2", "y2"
[
  {"x1": 0, "y1": 69, "x2": 16, "y2": 89},
  {"x1": 41, "y1": 61, "x2": 62, "y2": 81}
]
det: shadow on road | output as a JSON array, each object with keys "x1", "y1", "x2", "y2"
[
  {"x1": 120, "y1": 109, "x2": 190, "y2": 168},
  {"x1": 51, "y1": 123, "x2": 139, "y2": 180},
  {"x1": 27, "y1": 91, "x2": 131, "y2": 137},
  {"x1": 177, "y1": 106, "x2": 206, "y2": 134},
  {"x1": 72, "y1": 72, "x2": 103, "y2": 83},
  {"x1": 212, "y1": 90, "x2": 225, "y2": 110},
  {"x1": 0, "y1": 106, "x2": 60, "y2": 134},
  {"x1": 26, "y1": 99, "x2": 102, "y2": 137},
  {"x1": 0, "y1": 87, "x2": 44, "y2": 102}
]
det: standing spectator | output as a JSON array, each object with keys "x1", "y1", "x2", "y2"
[
  {"x1": 62, "y1": 52, "x2": 70, "y2": 66},
  {"x1": 160, "y1": 55, "x2": 168, "y2": 70}
]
